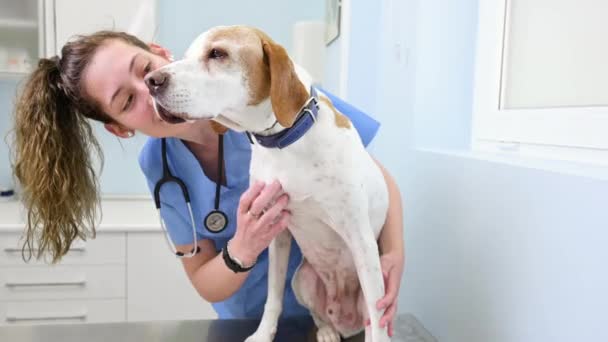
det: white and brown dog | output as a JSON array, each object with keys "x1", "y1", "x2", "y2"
[{"x1": 146, "y1": 26, "x2": 390, "y2": 342}]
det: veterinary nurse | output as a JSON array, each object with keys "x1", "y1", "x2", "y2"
[{"x1": 12, "y1": 31, "x2": 405, "y2": 336}]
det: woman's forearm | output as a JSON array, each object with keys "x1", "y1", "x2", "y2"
[
  {"x1": 190, "y1": 251, "x2": 250, "y2": 303},
  {"x1": 375, "y1": 159, "x2": 405, "y2": 258}
]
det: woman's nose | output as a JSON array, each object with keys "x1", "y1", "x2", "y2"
[{"x1": 144, "y1": 71, "x2": 169, "y2": 95}]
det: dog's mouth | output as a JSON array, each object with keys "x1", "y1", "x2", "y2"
[{"x1": 153, "y1": 101, "x2": 187, "y2": 124}]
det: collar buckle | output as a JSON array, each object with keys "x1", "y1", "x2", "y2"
[
  {"x1": 301, "y1": 108, "x2": 316, "y2": 123},
  {"x1": 248, "y1": 86, "x2": 320, "y2": 148}
]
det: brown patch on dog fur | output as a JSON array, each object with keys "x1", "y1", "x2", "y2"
[
  {"x1": 208, "y1": 26, "x2": 251, "y2": 45},
  {"x1": 320, "y1": 96, "x2": 352, "y2": 129},
  {"x1": 206, "y1": 27, "x2": 270, "y2": 106},
  {"x1": 210, "y1": 120, "x2": 229, "y2": 134},
  {"x1": 242, "y1": 46, "x2": 270, "y2": 105},
  {"x1": 201, "y1": 26, "x2": 308, "y2": 127}
]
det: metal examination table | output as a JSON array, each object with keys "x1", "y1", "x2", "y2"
[{"x1": 0, "y1": 313, "x2": 436, "y2": 342}]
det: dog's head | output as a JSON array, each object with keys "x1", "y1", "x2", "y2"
[{"x1": 145, "y1": 26, "x2": 309, "y2": 132}]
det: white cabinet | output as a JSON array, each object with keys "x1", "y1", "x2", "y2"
[
  {"x1": 0, "y1": 233, "x2": 126, "y2": 266},
  {"x1": 52, "y1": 0, "x2": 157, "y2": 56},
  {"x1": 126, "y1": 232, "x2": 217, "y2": 322},
  {"x1": 1, "y1": 299, "x2": 125, "y2": 325},
  {"x1": 0, "y1": 229, "x2": 216, "y2": 326},
  {"x1": 0, "y1": 231, "x2": 127, "y2": 326},
  {"x1": 0, "y1": 0, "x2": 156, "y2": 78},
  {"x1": 0, "y1": 265, "x2": 125, "y2": 301},
  {"x1": 0, "y1": 0, "x2": 45, "y2": 76}
]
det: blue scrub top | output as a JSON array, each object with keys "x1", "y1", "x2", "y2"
[{"x1": 138, "y1": 88, "x2": 380, "y2": 319}]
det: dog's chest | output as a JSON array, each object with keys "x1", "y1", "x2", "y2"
[
  {"x1": 247, "y1": 106, "x2": 378, "y2": 277},
  {"x1": 249, "y1": 145, "x2": 359, "y2": 272},
  {"x1": 289, "y1": 200, "x2": 357, "y2": 274},
  {"x1": 249, "y1": 135, "x2": 355, "y2": 202}
]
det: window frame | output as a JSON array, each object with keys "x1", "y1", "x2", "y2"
[{"x1": 472, "y1": 0, "x2": 608, "y2": 165}]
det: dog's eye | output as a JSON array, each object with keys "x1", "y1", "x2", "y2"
[{"x1": 208, "y1": 48, "x2": 227, "y2": 59}]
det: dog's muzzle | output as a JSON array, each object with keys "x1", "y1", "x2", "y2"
[{"x1": 152, "y1": 100, "x2": 187, "y2": 124}]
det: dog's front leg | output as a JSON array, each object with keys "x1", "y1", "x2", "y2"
[
  {"x1": 246, "y1": 230, "x2": 292, "y2": 342},
  {"x1": 344, "y1": 216, "x2": 390, "y2": 342}
]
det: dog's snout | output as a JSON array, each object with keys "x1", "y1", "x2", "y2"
[{"x1": 145, "y1": 71, "x2": 169, "y2": 95}]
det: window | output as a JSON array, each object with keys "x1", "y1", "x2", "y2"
[{"x1": 473, "y1": 0, "x2": 608, "y2": 165}]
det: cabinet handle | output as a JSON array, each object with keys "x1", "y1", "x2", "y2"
[
  {"x1": 4, "y1": 247, "x2": 86, "y2": 253},
  {"x1": 6, "y1": 312, "x2": 87, "y2": 323},
  {"x1": 5, "y1": 280, "x2": 87, "y2": 288}
]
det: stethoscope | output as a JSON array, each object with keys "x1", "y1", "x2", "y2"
[{"x1": 154, "y1": 135, "x2": 228, "y2": 258}]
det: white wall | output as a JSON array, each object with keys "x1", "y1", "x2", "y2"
[
  {"x1": 331, "y1": 0, "x2": 608, "y2": 340},
  {"x1": 402, "y1": 150, "x2": 608, "y2": 342},
  {"x1": 156, "y1": 0, "x2": 324, "y2": 58}
]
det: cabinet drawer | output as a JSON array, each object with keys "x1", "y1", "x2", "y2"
[
  {"x1": 127, "y1": 233, "x2": 218, "y2": 321},
  {"x1": 0, "y1": 299, "x2": 125, "y2": 326},
  {"x1": 0, "y1": 233, "x2": 125, "y2": 266},
  {"x1": 0, "y1": 265, "x2": 125, "y2": 301}
]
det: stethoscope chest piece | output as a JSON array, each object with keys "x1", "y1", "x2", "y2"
[{"x1": 204, "y1": 209, "x2": 228, "y2": 233}]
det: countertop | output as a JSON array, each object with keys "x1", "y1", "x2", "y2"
[
  {"x1": 0, "y1": 314, "x2": 436, "y2": 342},
  {"x1": 0, "y1": 196, "x2": 163, "y2": 233}
]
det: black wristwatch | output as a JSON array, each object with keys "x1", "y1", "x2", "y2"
[{"x1": 222, "y1": 244, "x2": 256, "y2": 273}]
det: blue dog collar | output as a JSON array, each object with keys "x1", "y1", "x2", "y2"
[{"x1": 248, "y1": 87, "x2": 319, "y2": 149}]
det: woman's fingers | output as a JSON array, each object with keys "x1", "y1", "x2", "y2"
[
  {"x1": 377, "y1": 266, "x2": 398, "y2": 310},
  {"x1": 238, "y1": 181, "x2": 265, "y2": 215},
  {"x1": 256, "y1": 194, "x2": 289, "y2": 227},
  {"x1": 379, "y1": 302, "x2": 397, "y2": 329},
  {"x1": 249, "y1": 180, "x2": 282, "y2": 216},
  {"x1": 237, "y1": 180, "x2": 291, "y2": 253},
  {"x1": 267, "y1": 210, "x2": 291, "y2": 236}
]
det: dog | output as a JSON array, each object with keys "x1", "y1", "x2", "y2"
[{"x1": 146, "y1": 26, "x2": 390, "y2": 342}]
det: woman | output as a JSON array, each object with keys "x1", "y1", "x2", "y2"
[{"x1": 12, "y1": 30, "x2": 404, "y2": 336}]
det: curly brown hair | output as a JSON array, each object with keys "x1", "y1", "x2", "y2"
[{"x1": 11, "y1": 31, "x2": 150, "y2": 263}]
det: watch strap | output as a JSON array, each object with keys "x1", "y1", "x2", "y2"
[{"x1": 222, "y1": 245, "x2": 255, "y2": 273}]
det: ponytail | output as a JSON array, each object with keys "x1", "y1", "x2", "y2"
[{"x1": 12, "y1": 57, "x2": 102, "y2": 263}]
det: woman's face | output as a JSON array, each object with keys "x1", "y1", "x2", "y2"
[{"x1": 83, "y1": 39, "x2": 190, "y2": 138}]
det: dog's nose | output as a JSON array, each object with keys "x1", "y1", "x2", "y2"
[{"x1": 145, "y1": 71, "x2": 169, "y2": 95}]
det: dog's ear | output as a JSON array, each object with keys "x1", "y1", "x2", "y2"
[
  {"x1": 261, "y1": 39, "x2": 308, "y2": 128},
  {"x1": 210, "y1": 120, "x2": 229, "y2": 134}
]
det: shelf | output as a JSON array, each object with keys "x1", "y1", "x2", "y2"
[{"x1": 0, "y1": 18, "x2": 38, "y2": 30}]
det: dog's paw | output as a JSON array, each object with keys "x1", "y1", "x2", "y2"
[
  {"x1": 245, "y1": 327, "x2": 277, "y2": 342},
  {"x1": 316, "y1": 325, "x2": 341, "y2": 342}
]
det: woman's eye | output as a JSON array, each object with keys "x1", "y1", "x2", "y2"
[
  {"x1": 123, "y1": 94, "x2": 133, "y2": 112},
  {"x1": 143, "y1": 63, "x2": 152, "y2": 74},
  {"x1": 208, "y1": 48, "x2": 227, "y2": 59}
]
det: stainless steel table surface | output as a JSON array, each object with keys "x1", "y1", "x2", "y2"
[{"x1": 0, "y1": 313, "x2": 435, "y2": 342}]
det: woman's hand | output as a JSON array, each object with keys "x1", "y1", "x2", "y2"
[{"x1": 228, "y1": 180, "x2": 291, "y2": 265}]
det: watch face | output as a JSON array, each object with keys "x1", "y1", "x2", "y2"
[{"x1": 205, "y1": 210, "x2": 228, "y2": 233}]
